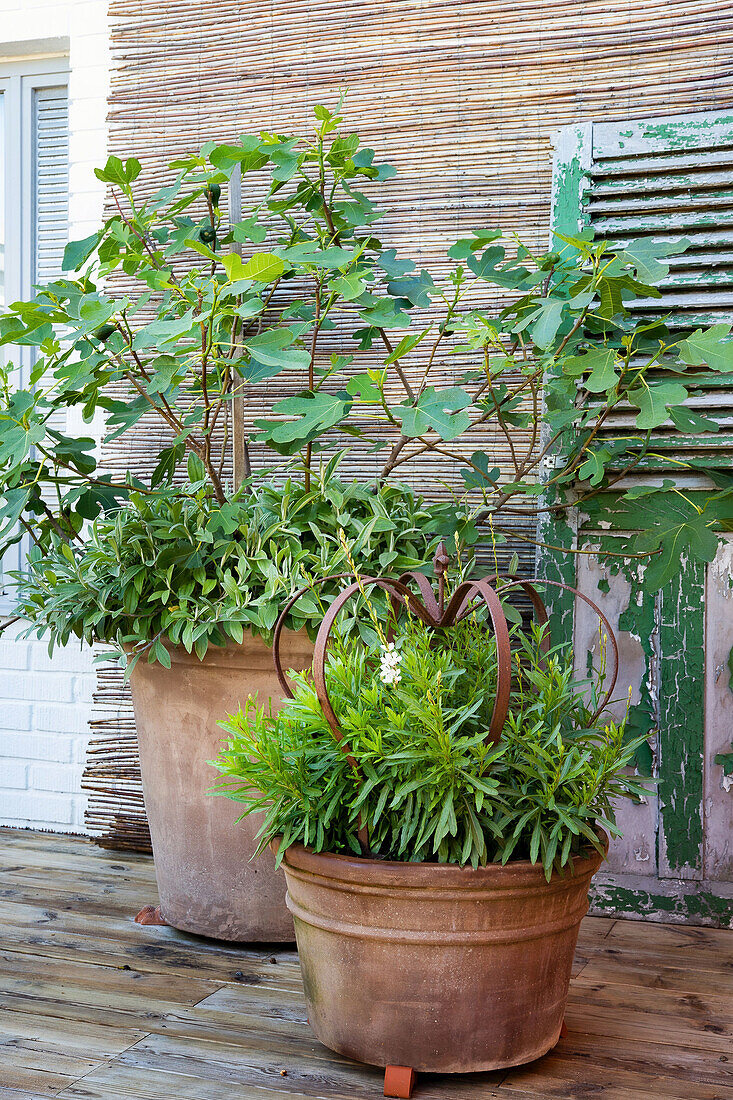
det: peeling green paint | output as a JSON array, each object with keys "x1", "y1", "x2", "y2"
[
  {"x1": 658, "y1": 557, "x2": 705, "y2": 877},
  {"x1": 550, "y1": 123, "x2": 592, "y2": 243},
  {"x1": 547, "y1": 116, "x2": 725, "y2": 922},
  {"x1": 590, "y1": 882, "x2": 733, "y2": 928},
  {"x1": 593, "y1": 534, "x2": 658, "y2": 776},
  {"x1": 639, "y1": 114, "x2": 733, "y2": 149},
  {"x1": 541, "y1": 124, "x2": 591, "y2": 647},
  {"x1": 537, "y1": 490, "x2": 577, "y2": 648}
]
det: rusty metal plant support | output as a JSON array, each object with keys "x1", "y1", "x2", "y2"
[{"x1": 272, "y1": 548, "x2": 617, "y2": 1095}]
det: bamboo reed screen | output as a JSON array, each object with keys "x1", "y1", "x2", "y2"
[{"x1": 85, "y1": 0, "x2": 733, "y2": 849}]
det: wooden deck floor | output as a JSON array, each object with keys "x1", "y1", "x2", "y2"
[{"x1": 0, "y1": 829, "x2": 731, "y2": 1100}]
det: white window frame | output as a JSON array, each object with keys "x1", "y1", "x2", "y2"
[{"x1": 0, "y1": 57, "x2": 69, "y2": 614}]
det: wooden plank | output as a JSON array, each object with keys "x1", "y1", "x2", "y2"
[
  {"x1": 704, "y1": 536, "x2": 733, "y2": 882},
  {"x1": 603, "y1": 915, "x2": 733, "y2": 963},
  {"x1": 592, "y1": 168, "x2": 733, "y2": 192},
  {"x1": 563, "y1": 981, "x2": 733, "y2": 1054},
  {"x1": 0, "y1": 1064, "x2": 77, "y2": 1095},
  {"x1": 593, "y1": 110, "x2": 733, "y2": 158},
  {"x1": 0, "y1": 1043, "x2": 101, "y2": 1084},
  {"x1": 591, "y1": 189, "x2": 733, "y2": 213},
  {"x1": 54, "y1": 1062, "x2": 347, "y2": 1100},
  {"x1": 573, "y1": 548, "x2": 659, "y2": 875},
  {"x1": 0, "y1": 953, "x2": 226, "y2": 1035},
  {"x1": 546, "y1": 1030, "x2": 733, "y2": 1089},
  {"x1": 502, "y1": 1057, "x2": 733, "y2": 1100},
  {"x1": 0, "y1": 874, "x2": 160, "y2": 919},
  {"x1": 0, "y1": 950, "x2": 227, "y2": 1005},
  {"x1": 0, "y1": 1009, "x2": 146, "y2": 1059},
  {"x1": 81, "y1": 1032, "x2": 511, "y2": 1100},
  {"x1": 573, "y1": 955, "x2": 733, "y2": 997},
  {"x1": 538, "y1": 121, "x2": 590, "y2": 646},
  {"x1": 590, "y1": 872, "x2": 733, "y2": 928},
  {"x1": 0, "y1": 842, "x2": 155, "y2": 884},
  {"x1": 0, "y1": 1088, "x2": 48, "y2": 1100},
  {"x1": 0, "y1": 903, "x2": 302, "y2": 986},
  {"x1": 591, "y1": 149, "x2": 733, "y2": 176},
  {"x1": 595, "y1": 209, "x2": 733, "y2": 233},
  {"x1": 0, "y1": 829, "x2": 151, "y2": 868},
  {"x1": 658, "y1": 554, "x2": 706, "y2": 879}
]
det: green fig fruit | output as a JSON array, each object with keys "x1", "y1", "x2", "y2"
[{"x1": 92, "y1": 322, "x2": 116, "y2": 342}]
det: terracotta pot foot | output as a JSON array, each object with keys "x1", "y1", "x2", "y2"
[
  {"x1": 384, "y1": 1065, "x2": 415, "y2": 1098},
  {"x1": 134, "y1": 905, "x2": 168, "y2": 926}
]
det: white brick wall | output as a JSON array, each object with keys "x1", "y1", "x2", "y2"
[
  {"x1": 0, "y1": 0, "x2": 109, "y2": 834},
  {"x1": 0, "y1": 623, "x2": 97, "y2": 831}
]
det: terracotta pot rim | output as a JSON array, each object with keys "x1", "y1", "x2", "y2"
[{"x1": 277, "y1": 828, "x2": 608, "y2": 886}]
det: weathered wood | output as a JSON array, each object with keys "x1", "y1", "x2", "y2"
[
  {"x1": 0, "y1": 1060, "x2": 81, "y2": 1094},
  {"x1": 0, "y1": 1089, "x2": 46, "y2": 1100},
  {"x1": 603, "y1": 913, "x2": 733, "y2": 959},
  {"x1": 0, "y1": 830, "x2": 732, "y2": 1098},
  {"x1": 574, "y1": 956, "x2": 733, "y2": 997},
  {"x1": 573, "y1": 548, "x2": 659, "y2": 876},
  {"x1": 0, "y1": 1009, "x2": 146, "y2": 1059},
  {"x1": 568, "y1": 980, "x2": 733, "y2": 1053},
  {"x1": 704, "y1": 536, "x2": 733, "y2": 882},
  {"x1": 548, "y1": 1031, "x2": 733, "y2": 1089},
  {"x1": 658, "y1": 555, "x2": 707, "y2": 879}
]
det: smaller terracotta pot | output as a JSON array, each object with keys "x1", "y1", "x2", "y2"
[{"x1": 280, "y1": 836, "x2": 606, "y2": 1073}]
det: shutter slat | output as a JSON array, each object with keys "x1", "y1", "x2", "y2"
[
  {"x1": 592, "y1": 113, "x2": 733, "y2": 158},
  {"x1": 592, "y1": 169, "x2": 733, "y2": 194},
  {"x1": 589, "y1": 190, "x2": 733, "y2": 213},
  {"x1": 593, "y1": 210, "x2": 733, "y2": 233},
  {"x1": 591, "y1": 151, "x2": 733, "y2": 176},
  {"x1": 560, "y1": 110, "x2": 733, "y2": 478},
  {"x1": 33, "y1": 86, "x2": 69, "y2": 437}
]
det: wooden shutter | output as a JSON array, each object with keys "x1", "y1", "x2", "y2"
[
  {"x1": 553, "y1": 111, "x2": 733, "y2": 484},
  {"x1": 548, "y1": 114, "x2": 733, "y2": 913}
]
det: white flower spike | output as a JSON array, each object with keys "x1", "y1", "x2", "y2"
[{"x1": 379, "y1": 643, "x2": 402, "y2": 687}]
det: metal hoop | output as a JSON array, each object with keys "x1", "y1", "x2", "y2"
[
  {"x1": 483, "y1": 575, "x2": 619, "y2": 725},
  {"x1": 271, "y1": 569, "x2": 620, "y2": 832}
]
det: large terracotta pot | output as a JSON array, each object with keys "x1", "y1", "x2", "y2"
[
  {"x1": 281, "y1": 836, "x2": 606, "y2": 1072},
  {"x1": 129, "y1": 630, "x2": 312, "y2": 941}
]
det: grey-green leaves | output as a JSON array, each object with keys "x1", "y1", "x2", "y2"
[{"x1": 16, "y1": 475, "x2": 448, "y2": 663}]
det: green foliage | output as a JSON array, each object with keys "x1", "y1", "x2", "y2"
[
  {"x1": 15, "y1": 472, "x2": 456, "y2": 672},
  {"x1": 598, "y1": 489, "x2": 733, "y2": 592},
  {"x1": 214, "y1": 612, "x2": 649, "y2": 878},
  {"x1": 2, "y1": 101, "x2": 732, "y2": 653}
]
